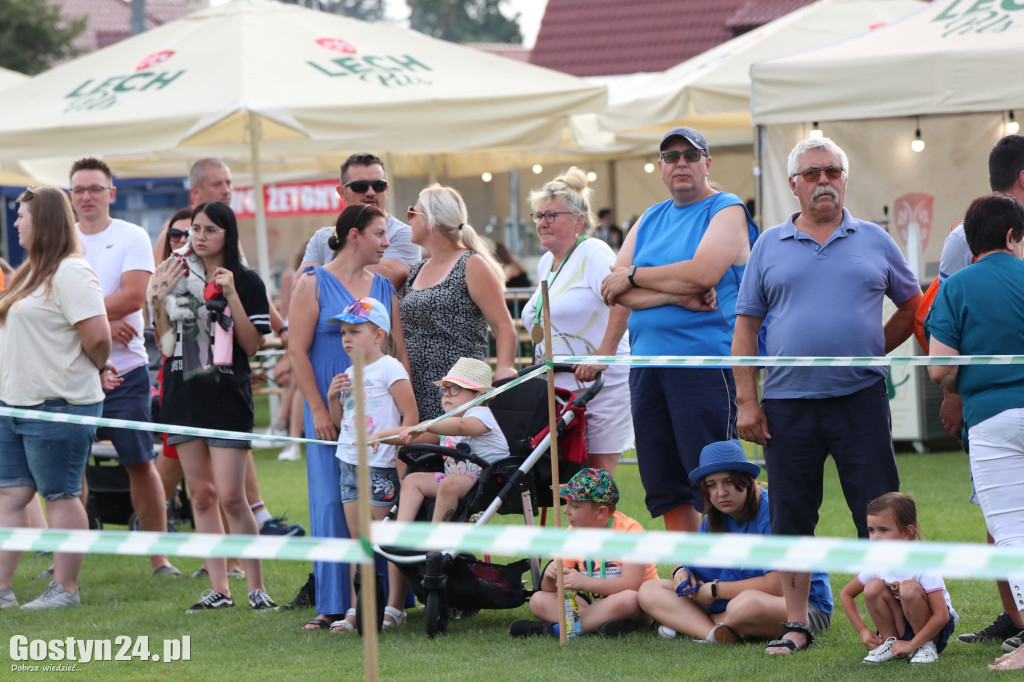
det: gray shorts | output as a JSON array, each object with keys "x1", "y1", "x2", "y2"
[
  {"x1": 808, "y1": 604, "x2": 832, "y2": 634},
  {"x1": 166, "y1": 434, "x2": 251, "y2": 449}
]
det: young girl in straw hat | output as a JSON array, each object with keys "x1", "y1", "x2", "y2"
[{"x1": 372, "y1": 357, "x2": 510, "y2": 525}]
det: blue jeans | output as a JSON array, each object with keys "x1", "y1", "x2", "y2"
[{"x1": 0, "y1": 399, "x2": 102, "y2": 500}]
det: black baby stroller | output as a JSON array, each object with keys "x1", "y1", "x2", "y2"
[{"x1": 358, "y1": 363, "x2": 603, "y2": 637}]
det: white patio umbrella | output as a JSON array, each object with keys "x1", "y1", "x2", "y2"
[
  {"x1": 0, "y1": 0, "x2": 605, "y2": 279},
  {"x1": 598, "y1": 0, "x2": 924, "y2": 139}
]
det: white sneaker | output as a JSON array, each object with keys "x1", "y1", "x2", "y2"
[
  {"x1": 657, "y1": 625, "x2": 677, "y2": 639},
  {"x1": 0, "y1": 586, "x2": 18, "y2": 609},
  {"x1": 251, "y1": 426, "x2": 288, "y2": 449},
  {"x1": 910, "y1": 640, "x2": 939, "y2": 664},
  {"x1": 20, "y1": 581, "x2": 80, "y2": 610},
  {"x1": 277, "y1": 443, "x2": 301, "y2": 461},
  {"x1": 863, "y1": 636, "x2": 898, "y2": 664}
]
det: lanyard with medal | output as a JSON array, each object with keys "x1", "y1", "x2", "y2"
[{"x1": 531, "y1": 235, "x2": 587, "y2": 345}]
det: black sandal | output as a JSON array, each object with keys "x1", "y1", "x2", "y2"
[{"x1": 766, "y1": 621, "x2": 814, "y2": 655}]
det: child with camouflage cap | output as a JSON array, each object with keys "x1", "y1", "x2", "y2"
[{"x1": 510, "y1": 468, "x2": 659, "y2": 638}]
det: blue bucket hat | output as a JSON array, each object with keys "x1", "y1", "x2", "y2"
[{"x1": 689, "y1": 440, "x2": 760, "y2": 486}]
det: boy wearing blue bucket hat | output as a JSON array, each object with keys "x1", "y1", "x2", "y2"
[{"x1": 638, "y1": 440, "x2": 833, "y2": 645}]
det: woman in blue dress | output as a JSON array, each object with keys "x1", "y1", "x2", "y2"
[{"x1": 289, "y1": 204, "x2": 410, "y2": 630}]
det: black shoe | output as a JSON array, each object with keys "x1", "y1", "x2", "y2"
[
  {"x1": 510, "y1": 619, "x2": 555, "y2": 637},
  {"x1": 598, "y1": 620, "x2": 647, "y2": 637},
  {"x1": 185, "y1": 590, "x2": 234, "y2": 613},
  {"x1": 1003, "y1": 630, "x2": 1024, "y2": 653},
  {"x1": 279, "y1": 573, "x2": 315, "y2": 611},
  {"x1": 260, "y1": 517, "x2": 305, "y2": 537},
  {"x1": 957, "y1": 613, "x2": 1021, "y2": 643}
]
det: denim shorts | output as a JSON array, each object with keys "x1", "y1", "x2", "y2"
[
  {"x1": 338, "y1": 460, "x2": 399, "y2": 507},
  {"x1": 0, "y1": 399, "x2": 102, "y2": 500},
  {"x1": 167, "y1": 434, "x2": 251, "y2": 449},
  {"x1": 97, "y1": 365, "x2": 155, "y2": 466}
]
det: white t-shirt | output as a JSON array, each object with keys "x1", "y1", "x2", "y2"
[
  {"x1": 303, "y1": 214, "x2": 420, "y2": 269},
  {"x1": 522, "y1": 238, "x2": 630, "y2": 389},
  {"x1": 77, "y1": 218, "x2": 155, "y2": 375},
  {"x1": 439, "y1": 405, "x2": 510, "y2": 477},
  {"x1": 0, "y1": 257, "x2": 107, "y2": 405},
  {"x1": 856, "y1": 569, "x2": 959, "y2": 625},
  {"x1": 335, "y1": 355, "x2": 409, "y2": 468}
]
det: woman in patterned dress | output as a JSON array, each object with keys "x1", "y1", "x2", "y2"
[{"x1": 400, "y1": 184, "x2": 517, "y2": 420}]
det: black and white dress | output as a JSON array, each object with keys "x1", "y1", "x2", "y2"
[{"x1": 400, "y1": 251, "x2": 488, "y2": 420}]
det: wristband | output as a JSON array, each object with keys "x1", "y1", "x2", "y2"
[
  {"x1": 710, "y1": 579, "x2": 719, "y2": 600},
  {"x1": 276, "y1": 325, "x2": 288, "y2": 335},
  {"x1": 627, "y1": 264, "x2": 638, "y2": 288}
]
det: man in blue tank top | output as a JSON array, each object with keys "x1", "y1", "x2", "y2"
[
  {"x1": 732, "y1": 137, "x2": 922, "y2": 655},
  {"x1": 600, "y1": 127, "x2": 759, "y2": 534}
]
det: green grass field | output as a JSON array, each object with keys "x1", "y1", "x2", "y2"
[{"x1": 2, "y1": 414, "x2": 1011, "y2": 680}]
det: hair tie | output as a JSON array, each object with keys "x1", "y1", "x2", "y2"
[{"x1": 457, "y1": 223, "x2": 464, "y2": 230}]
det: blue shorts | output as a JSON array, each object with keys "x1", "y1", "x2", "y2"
[
  {"x1": 338, "y1": 461, "x2": 399, "y2": 507},
  {"x1": 629, "y1": 367, "x2": 737, "y2": 516},
  {"x1": 899, "y1": 606, "x2": 957, "y2": 653},
  {"x1": 0, "y1": 399, "x2": 102, "y2": 500},
  {"x1": 98, "y1": 365, "x2": 155, "y2": 466},
  {"x1": 167, "y1": 434, "x2": 251, "y2": 449}
]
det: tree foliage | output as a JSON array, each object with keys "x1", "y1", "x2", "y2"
[
  {"x1": 280, "y1": 0, "x2": 387, "y2": 21},
  {"x1": 408, "y1": 0, "x2": 522, "y2": 44},
  {"x1": 0, "y1": 0, "x2": 86, "y2": 75}
]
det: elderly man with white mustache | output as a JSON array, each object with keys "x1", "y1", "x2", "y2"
[{"x1": 731, "y1": 137, "x2": 922, "y2": 656}]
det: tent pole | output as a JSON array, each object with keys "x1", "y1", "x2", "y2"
[
  {"x1": 753, "y1": 125, "x2": 764, "y2": 228},
  {"x1": 248, "y1": 113, "x2": 271, "y2": 285}
]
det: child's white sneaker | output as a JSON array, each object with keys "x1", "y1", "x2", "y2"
[
  {"x1": 862, "y1": 636, "x2": 898, "y2": 664},
  {"x1": 277, "y1": 443, "x2": 301, "y2": 461},
  {"x1": 657, "y1": 624, "x2": 677, "y2": 639},
  {"x1": 910, "y1": 640, "x2": 939, "y2": 664}
]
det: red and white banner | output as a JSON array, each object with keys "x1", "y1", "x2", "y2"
[{"x1": 230, "y1": 179, "x2": 344, "y2": 219}]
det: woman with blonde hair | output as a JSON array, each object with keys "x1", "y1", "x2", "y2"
[
  {"x1": 0, "y1": 185, "x2": 113, "y2": 609},
  {"x1": 401, "y1": 183, "x2": 517, "y2": 420},
  {"x1": 521, "y1": 167, "x2": 635, "y2": 473}
]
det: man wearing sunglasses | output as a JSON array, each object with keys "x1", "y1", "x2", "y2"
[
  {"x1": 732, "y1": 137, "x2": 922, "y2": 655},
  {"x1": 69, "y1": 157, "x2": 181, "y2": 577},
  {"x1": 298, "y1": 152, "x2": 420, "y2": 290},
  {"x1": 599, "y1": 127, "x2": 759, "y2": 538}
]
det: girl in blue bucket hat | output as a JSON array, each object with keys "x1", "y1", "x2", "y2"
[{"x1": 637, "y1": 440, "x2": 834, "y2": 646}]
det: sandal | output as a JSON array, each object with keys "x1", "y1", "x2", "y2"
[
  {"x1": 330, "y1": 608, "x2": 357, "y2": 633},
  {"x1": 766, "y1": 621, "x2": 814, "y2": 655},
  {"x1": 303, "y1": 615, "x2": 333, "y2": 631},
  {"x1": 383, "y1": 606, "x2": 407, "y2": 630}
]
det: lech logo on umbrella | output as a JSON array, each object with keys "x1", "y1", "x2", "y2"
[
  {"x1": 307, "y1": 38, "x2": 433, "y2": 88},
  {"x1": 64, "y1": 50, "x2": 185, "y2": 114}
]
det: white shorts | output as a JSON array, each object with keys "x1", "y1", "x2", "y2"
[
  {"x1": 582, "y1": 380, "x2": 634, "y2": 455},
  {"x1": 968, "y1": 407, "x2": 1024, "y2": 595}
]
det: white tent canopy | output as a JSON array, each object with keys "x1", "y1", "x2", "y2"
[
  {"x1": 600, "y1": 0, "x2": 924, "y2": 140},
  {"x1": 0, "y1": 0, "x2": 605, "y2": 279},
  {"x1": 751, "y1": 0, "x2": 1024, "y2": 124}
]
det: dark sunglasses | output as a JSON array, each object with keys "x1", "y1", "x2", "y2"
[
  {"x1": 168, "y1": 228, "x2": 189, "y2": 241},
  {"x1": 659, "y1": 149, "x2": 704, "y2": 164},
  {"x1": 792, "y1": 166, "x2": 844, "y2": 182},
  {"x1": 343, "y1": 179, "x2": 388, "y2": 193}
]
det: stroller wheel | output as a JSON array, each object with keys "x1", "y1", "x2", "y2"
[
  {"x1": 354, "y1": 565, "x2": 385, "y2": 635},
  {"x1": 128, "y1": 512, "x2": 142, "y2": 531},
  {"x1": 424, "y1": 589, "x2": 448, "y2": 638}
]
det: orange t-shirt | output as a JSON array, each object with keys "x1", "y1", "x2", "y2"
[{"x1": 564, "y1": 511, "x2": 660, "y2": 592}]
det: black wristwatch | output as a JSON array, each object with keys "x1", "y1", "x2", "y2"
[
  {"x1": 627, "y1": 264, "x2": 638, "y2": 288},
  {"x1": 711, "y1": 579, "x2": 719, "y2": 600}
]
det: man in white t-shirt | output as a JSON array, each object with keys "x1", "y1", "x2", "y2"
[
  {"x1": 298, "y1": 152, "x2": 420, "y2": 291},
  {"x1": 70, "y1": 157, "x2": 179, "y2": 576}
]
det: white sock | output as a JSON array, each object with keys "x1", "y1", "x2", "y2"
[{"x1": 252, "y1": 504, "x2": 272, "y2": 526}]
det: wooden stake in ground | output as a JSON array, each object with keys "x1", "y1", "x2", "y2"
[
  {"x1": 541, "y1": 282, "x2": 567, "y2": 645},
  {"x1": 352, "y1": 348, "x2": 379, "y2": 680}
]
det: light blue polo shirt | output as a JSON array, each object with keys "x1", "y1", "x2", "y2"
[
  {"x1": 735, "y1": 209, "x2": 920, "y2": 399},
  {"x1": 926, "y1": 251, "x2": 1024, "y2": 429}
]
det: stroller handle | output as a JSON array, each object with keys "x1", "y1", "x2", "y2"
[
  {"x1": 514, "y1": 363, "x2": 605, "y2": 406},
  {"x1": 398, "y1": 443, "x2": 493, "y2": 472}
]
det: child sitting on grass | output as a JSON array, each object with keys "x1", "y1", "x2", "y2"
[
  {"x1": 510, "y1": 468, "x2": 659, "y2": 638},
  {"x1": 371, "y1": 357, "x2": 509, "y2": 523},
  {"x1": 839, "y1": 492, "x2": 959, "y2": 664}
]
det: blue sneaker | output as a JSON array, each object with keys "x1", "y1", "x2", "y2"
[{"x1": 260, "y1": 517, "x2": 305, "y2": 537}]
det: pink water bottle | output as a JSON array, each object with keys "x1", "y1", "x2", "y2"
[{"x1": 213, "y1": 305, "x2": 234, "y2": 367}]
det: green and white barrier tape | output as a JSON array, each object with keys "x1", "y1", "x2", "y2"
[
  {"x1": 552, "y1": 354, "x2": 1024, "y2": 367},
  {"x1": 1, "y1": 523, "x2": 1021, "y2": 580},
  {"x1": 0, "y1": 365, "x2": 548, "y2": 448}
]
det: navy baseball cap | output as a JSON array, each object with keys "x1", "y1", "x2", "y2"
[{"x1": 660, "y1": 126, "x2": 710, "y2": 155}]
